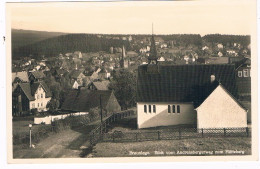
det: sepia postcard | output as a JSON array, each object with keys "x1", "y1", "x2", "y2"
[{"x1": 5, "y1": 0, "x2": 258, "y2": 164}]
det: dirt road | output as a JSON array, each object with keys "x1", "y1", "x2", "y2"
[{"x1": 13, "y1": 129, "x2": 89, "y2": 158}]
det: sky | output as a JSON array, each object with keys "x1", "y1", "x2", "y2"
[{"x1": 8, "y1": 0, "x2": 256, "y2": 36}]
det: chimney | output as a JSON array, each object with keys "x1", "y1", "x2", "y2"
[{"x1": 210, "y1": 75, "x2": 216, "y2": 83}]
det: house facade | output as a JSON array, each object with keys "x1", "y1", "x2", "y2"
[
  {"x1": 137, "y1": 102, "x2": 196, "y2": 128},
  {"x1": 196, "y1": 84, "x2": 247, "y2": 129},
  {"x1": 136, "y1": 64, "x2": 241, "y2": 129},
  {"x1": 235, "y1": 58, "x2": 251, "y2": 99},
  {"x1": 12, "y1": 82, "x2": 52, "y2": 116}
]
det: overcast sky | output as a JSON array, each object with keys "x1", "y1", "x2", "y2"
[{"x1": 9, "y1": 0, "x2": 256, "y2": 36}]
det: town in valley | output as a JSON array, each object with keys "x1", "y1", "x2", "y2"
[{"x1": 11, "y1": 29, "x2": 251, "y2": 158}]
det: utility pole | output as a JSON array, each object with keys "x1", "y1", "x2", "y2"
[
  {"x1": 100, "y1": 94, "x2": 103, "y2": 134},
  {"x1": 29, "y1": 123, "x2": 32, "y2": 148}
]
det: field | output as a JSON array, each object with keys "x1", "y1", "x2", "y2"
[{"x1": 91, "y1": 137, "x2": 251, "y2": 157}]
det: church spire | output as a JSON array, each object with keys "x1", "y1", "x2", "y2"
[
  {"x1": 148, "y1": 23, "x2": 158, "y2": 64},
  {"x1": 120, "y1": 45, "x2": 126, "y2": 68}
]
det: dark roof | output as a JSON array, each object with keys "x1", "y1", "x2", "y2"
[
  {"x1": 18, "y1": 83, "x2": 35, "y2": 101},
  {"x1": 234, "y1": 57, "x2": 251, "y2": 69},
  {"x1": 137, "y1": 64, "x2": 237, "y2": 107},
  {"x1": 31, "y1": 71, "x2": 46, "y2": 79},
  {"x1": 92, "y1": 81, "x2": 110, "y2": 90},
  {"x1": 61, "y1": 89, "x2": 114, "y2": 112},
  {"x1": 70, "y1": 70, "x2": 83, "y2": 79},
  {"x1": 16, "y1": 82, "x2": 52, "y2": 101}
]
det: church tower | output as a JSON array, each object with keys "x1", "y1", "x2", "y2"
[
  {"x1": 148, "y1": 23, "x2": 158, "y2": 64},
  {"x1": 120, "y1": 45, "x2": 126, "y2": 68}
]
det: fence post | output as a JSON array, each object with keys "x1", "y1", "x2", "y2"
[
  {"x1": 178, "y1": 127, "x2": 181, "y2": 140},
  {"x1": 224, "y1": 128, "x2": 226, "y2": 137},
  {"x1": 135, "y1": 133, "x2": 138, "y2": 142},
  {"x1": 246, "y1": 127, "x2": 249, "y2": 137},
  {"x1": 158, "y1": 131, "x2": 160, "y2": 140},
  {"x1": 201, "y1": 128, "x2": 204, "y2": 138}
]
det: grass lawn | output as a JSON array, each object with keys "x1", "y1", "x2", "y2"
[
  {"x1": 91, "y1": 137, "x2": 251, "y2": 157},
  {"x1": 13, "y1": 119, "x2": 48, "y2": 135}
]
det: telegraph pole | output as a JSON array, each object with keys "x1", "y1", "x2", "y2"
[{"x1": 100, "y1": 94, "x2": 103, "y2": 133}]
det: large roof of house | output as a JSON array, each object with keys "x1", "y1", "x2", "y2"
[
  {"x1": 12, "y1": 72, "x2": 29, "y2": 83},
  {"x1": 92, "y1": 81, "x2": 110, "y2": 90},
  {"x1": 61, "y1": 89, "x2": 113, "y2": 112},
  {"x1": 31, "y1": 71, "x2": 46, "y2": 79},
  {"x1": 70, "y1": 70, "x2": 84, "y2": 79},
  {"x1": 15, "y1": 82, "x2": 52, "y2": 101},
  {"x1": 137, "y1": 64, "x2": 237, "y2": 107}
]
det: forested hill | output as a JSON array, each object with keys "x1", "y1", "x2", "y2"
[
  {"x1": 202, "y1": 34, "x2": 250, "y2": 46},
  {"x1": 12, "y1": 29, "x2": 67, "y2": 50},
  {"x1": 12, "y1": 34, "x2": 131, "y2": 59}
]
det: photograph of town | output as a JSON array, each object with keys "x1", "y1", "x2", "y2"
[{"x1": 7, "y1": 1, "x2": 256, "y2": 160}]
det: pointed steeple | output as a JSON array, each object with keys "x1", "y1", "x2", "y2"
[
  {"x1": 120, "y1": 45, "x2": 126, "y2": 68},
  {"x1": 148, "y1": 23, "x2": 158, "y2": 64}
]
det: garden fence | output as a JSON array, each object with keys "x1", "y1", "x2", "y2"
[{"x1": 90, "y1": 126, "x2": 251, "y2": 145}]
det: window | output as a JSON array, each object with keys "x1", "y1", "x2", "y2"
[
  {"x1": 238, "y1": 71, "x2": 243, "y2": 77},
  {"x1": 41, "y1": 94, "x2": 43, "y2": 98},
  {"x1": 243, "y1": 69, "x2": 249, "y2": 77},
  {"x1": 177, "y1": 105, "x2": 180, "y2": 113},
  {"x1": 39, "y1": 86, "x2": 41, "y2": 91},
  {"x1": 168, "y1": 105, "x2": 171, "y2": 113},
  {"x1": 38, "y1": 103, "x2": 39, "y2": 107},
  {"x1": 41, "y1": 103, "x2": 43, "y2": 107},
  {"x1": 32, "y1": 103, "x2": 35, "y2": 108},
  {"x1": 37, "y1": 95, "x2": 40, "y2": 99},
  {"x1": 153, "y1": 105, "x2": 156, "y2": 113},
  {"x1": 144, "y1": 105, "x2": 147, "y2": 113},
  {"x1": 172, "y1": 105, "x2": 176, "y2": 113},
  {"x1": 149, "y1": 105, "x2": 151, "y2": 113}
]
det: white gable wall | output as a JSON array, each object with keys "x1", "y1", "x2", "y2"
[
  {"x1": 137, "y1": 102, "x2": 196, "y2": 129},
  {"x1": 196, "y1": 85, "x2": 247, "y2": 129},
  {"x1": 30, "y1": 85, "x2": 51, "y2": 112}
]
